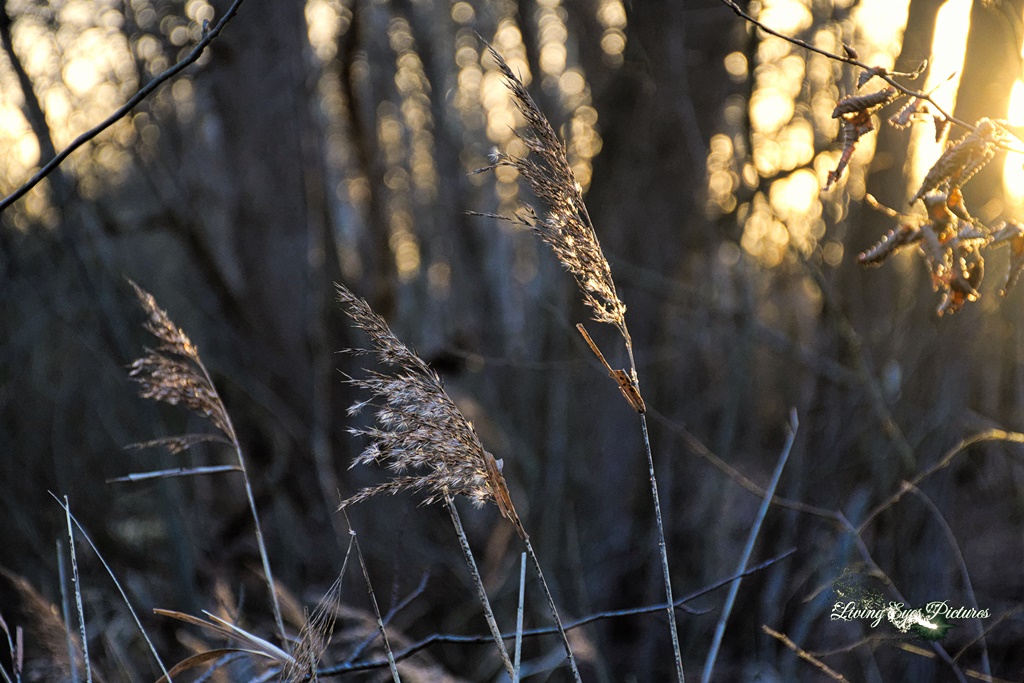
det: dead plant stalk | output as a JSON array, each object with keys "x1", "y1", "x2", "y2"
[
  {"x1": 336, "y1": 284, "x2": 581, "y2": 682},
  {"x1": 480, "y1": 45, "x2": 685, "y2": 681},
  {"x1": 126, "y1": 281, "x2": 285, "y2": 642}
]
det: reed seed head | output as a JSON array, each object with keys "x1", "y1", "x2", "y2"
[
  {"x1": 481, "y1": 46, "x2": 626, "y2": 332},
  {"x1": 337, "y1": 284, "x2": 511, "y2": 512},
  {"x1": 127, "y1": 280, "x2": 231, "y2": 441}
]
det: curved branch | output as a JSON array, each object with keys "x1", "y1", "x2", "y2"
[
  {"x1": 717, "y1": 0, "x2": 969, "y2": 128},
  {"x1": 0, "y1": 0, "x2": 248, "y2": 213}
]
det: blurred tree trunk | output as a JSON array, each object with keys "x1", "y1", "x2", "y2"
[{"x1": 954, "y1": 0, "x2": 1024, "y2": 218}]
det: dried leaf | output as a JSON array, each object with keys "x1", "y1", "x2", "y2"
[
  {"x1": 107, "y1": 465, "x2": 241, "y2": 483},
  {"x1": 832, "y1": 87, "x2": 899, "y2": 118},
  {"x1": 999, "y1": 227, "x2": 1024, "y2": 295},
  {"x1": 575, "y1": 323, "x2": 645, "y2": 412},
  {"x1": 843, "y1": 44, "x2": 860, "y2": 60},
  {"x1": 609, "y1": 369, "x2": 646, "y2": 414},
  {"x1": 990, "y1": 220, "x2": 1024, "y2": 247},
  {"x1": 899, "y1": 60, "x2": 928, "y2": 80},
  {"x1": 857, "y1": 224, "x2": 922, "y2": 266},
  {"x1": 484, "y1": 451, "x2": 526, "y2": 539},
  {"x1": 153, "y1": 609, "x2": 292, "y2": 663},
  {"x1": 912, "y1": 119, "x2": 999, "y2": 203},
  {"x1": 937, "y1": 254, "x2": 983, "y2": 316},
  {"x1": 154, "y1": 649, "x2": 277, "y2": 683},
  {"x1": 825, "y1": 117, "x2": 873, "y2": 190},
  {"x1": 858, "y1": 66, "x2": 887, "y2": 89},
  {"x1": 934, "y1": 116, "x2": 951, "y2": 143},
  {"x1": 888, "y1": 97, "x2": 927, "y2": 129}
]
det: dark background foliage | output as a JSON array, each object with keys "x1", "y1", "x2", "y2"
[{"x1": 3, "y1": 0, "x2": 1024, "y2": 680}]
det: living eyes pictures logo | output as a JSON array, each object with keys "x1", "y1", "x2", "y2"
[{"x1": 829, "y1": 568, "x2": 988, "y2": 642}]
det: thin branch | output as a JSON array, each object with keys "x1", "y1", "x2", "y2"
[
  {"x1": 701, "y1": 410, "x2": 798, "y2": 683},
  {"x1": 716, "y1": 0, "x2": 964, "y2": 129},
  {"x1": 905, "y1": 485, "x2": 990, "y2": 676},
  {"x1": 858, "y1": 429, "x2": 1024, "y2": 533},
  {"x1": 343, "y1": 573, "x2": 428, "y2": 665},
  {"x1": 0, "y1": 0, "x2": 249, "y2": 213},
  {"x1": 762, "y1": 626, "x2": 849, "y2": 682},
  {"x1": 835, "y1": 512, "x2": 969, "y2": 683},
  {"x1": 317, "y1": 549, "x2": 796, "y2": 676}
]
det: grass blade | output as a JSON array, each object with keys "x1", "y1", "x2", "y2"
[
  {"x1": 63, "y1": 496, "x2": 92, "y2": 683},
  {"x1": 50, "y1": 493, "x2": 171, "y2": 681}
]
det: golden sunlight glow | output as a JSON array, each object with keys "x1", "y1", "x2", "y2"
[
  {"x1": 305, "y1": 0, "x2": 344, "y2": 63},
  {"x1": 908, "y1": 0, "x2": 970, "y2": 195},
  {"x1": 760, "y1": 0, "x2": 812, "y2": 35},
  {"x1": 1003, "y1": 82, "x2": 1024, "y2": 208},
  {"x1": 730, "y1": 0, "x2": 921, "y2": 267},
  {"x1": 597, "y1": 0, "x2": 627, "y2": 67},
  {"x1": 537, "y1": 0, "x2": 568, "y2": 82},
  {"x1": 852, "y1": 0, "x2": 911, "y2": 67}
]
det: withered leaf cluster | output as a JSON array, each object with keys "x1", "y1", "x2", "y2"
[
  {"x1": 828, "y1": 60, "x2": 1019, "y2": 315},
  {"x1": 858, "y1": 191, "x2": 1024, "y2": 315},
  {"x1": 826, "y1": 87, "x2": 900, "y2": 191},
  {"x1": 336, "y1": 285, "x2": 524, "y2": 535}
]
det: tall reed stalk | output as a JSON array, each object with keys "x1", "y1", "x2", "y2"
[
  {"x1": 336, "y1": 284, "x2": 581, "y2": 681},
  {"x1": 479, "y1": 46, "x2": 686, "y2": 680},
  {"x1": 126, "y1": 282, "x2": 286, "y2": 642}
]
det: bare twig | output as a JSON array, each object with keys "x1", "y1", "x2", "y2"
[
  {"x1": 317, "y1": 549, "x2": 796, "y2": 676},
  {"x1": 701, "y1": 411, "x2": 798, "y2": 683},
  {"x1": 0, "y1": 0, "x2": 249, "y2": 213},
  {"x1": 716, "y1": 0, "x2": 960, "y2": 123},
  {"x1": 762, "y1": 625, "x2": 849, "y2": 682},
  {"x1": 858, "y1": 429, "x2": 1024, "y2": 533},
  {"x1": 906, "y1": 485, "x2": 990, "y2": 677},
  {"x1": 344, "y1": 574, "x2": 428, "y2": 665}
]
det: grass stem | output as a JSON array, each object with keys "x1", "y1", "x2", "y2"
[
  {"x1": 445, "y1": 494, "x2": 515, "y2": 681},
  {"x1": 514, "y1": 552, "x2": 526, "y2": 683},
  {"x1": 63, "y1": 496, "x2": 92, "y2": 683},
  {"x1": 350, "y1": 524, "x2": 401, "y2": 682},
  {"x1": 523, "y1": 537, "x2": 583, "y2": 682}
]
